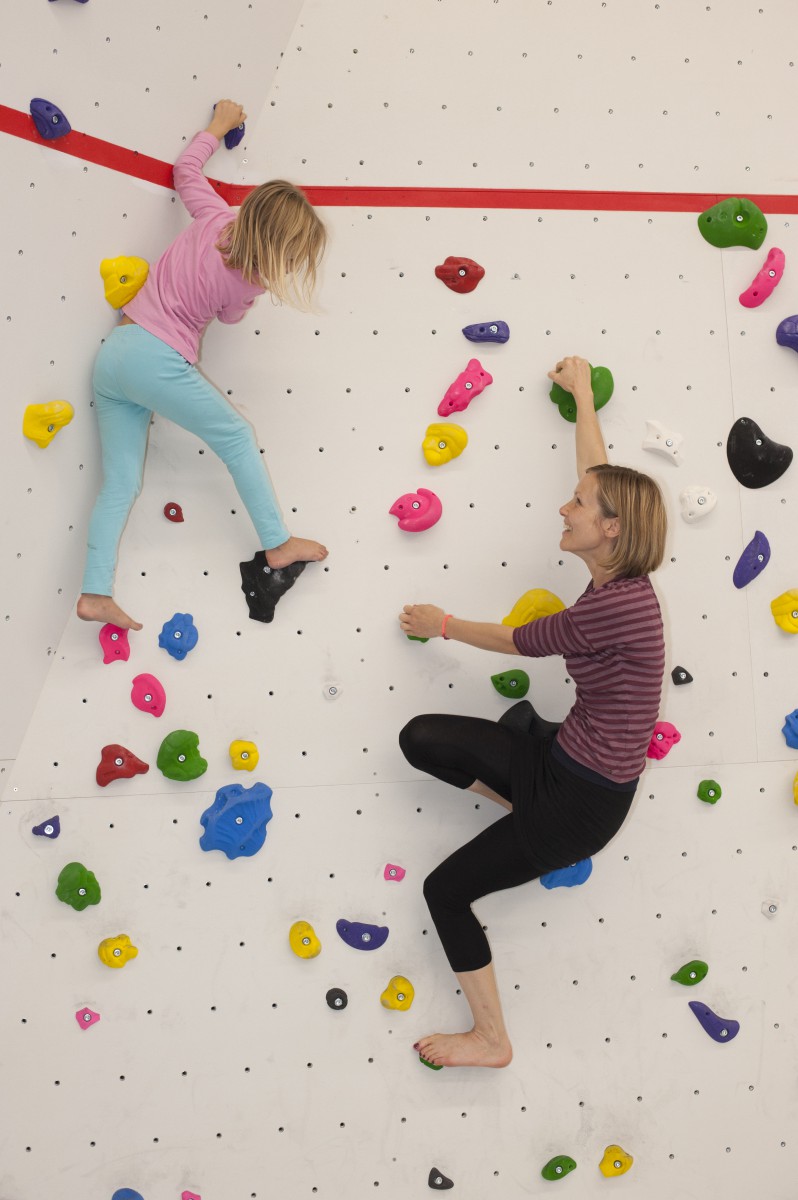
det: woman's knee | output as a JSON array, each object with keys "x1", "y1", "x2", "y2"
[{"x1": 398, "y1": 714, "x2": 440, "y2": 767}]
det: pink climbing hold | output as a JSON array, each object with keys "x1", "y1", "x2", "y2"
[
  {"x1": 130, "y1": 673, "x2": 166, "y2": 718},
  {"x1": 389, "y1": 488, "x2": 442, "y2": 532},
  {"x1": 75, "y1": 1006, "x2": 100, "y2": 1031},
  {"x1": 99, "y1": 623, "x2": 130, "y2": 664},
  {"x1": 437, "y1": 359, "x2": 493, "y2": 417},
  {"x1": 739, "y1": 247, "x2": 785, "y2": 308},
  {"x1": 647, "y1": 720, "x2": 681, "y2": 760},
  {"x1": 181, "y1": 1193, "x2": 201, "y2": 1200},
  {"x1": 384, "y1": 863, "x2": 406, "y2": 882}
]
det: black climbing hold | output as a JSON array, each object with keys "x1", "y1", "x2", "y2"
[
  {"x1": 326, "y1": 988, "x2": 348, "y2": 1011},
  {"x1": 671, "y1": 666, "x2": 693, "y2": 686},
  {"x1": 726, "y1": 417, "x2": 792, "y2": 489},
  {"x1": 497, "y1": 698, "x2": 561, "y2": 739},
  {"x1": 239, "y1": 551, "x2": 306, "y2": 623},
  {"x1": 428, "y1": 1167, "x2": 454, "y2": 1190}
]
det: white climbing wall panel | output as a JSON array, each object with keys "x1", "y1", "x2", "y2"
[{"x1": 2, "y1": 1, "x2": 798, "y2": 1198}]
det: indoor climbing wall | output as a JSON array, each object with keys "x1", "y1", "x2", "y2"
[{"x1": 2, "y1": 1, "x2": 798, "y2": 1197}]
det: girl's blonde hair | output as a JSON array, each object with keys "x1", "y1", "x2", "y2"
[
  {"x1": 217, "y1": 180, "x2": 327, "y2": 309},
  {"x1": 587, "y1": 463, "x2": 668, "y2": 578}
]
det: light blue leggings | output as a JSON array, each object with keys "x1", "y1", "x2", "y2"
[{"x1": 82, "y1": 324, "x2": 290, "y2": 596}]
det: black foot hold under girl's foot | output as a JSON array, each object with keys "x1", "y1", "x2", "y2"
[{"x1": 239, "y1": 551, "x2": 306, "y2": 623}]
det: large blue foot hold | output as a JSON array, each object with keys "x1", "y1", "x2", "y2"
[
  {"x1": 199, "y1": 782, "x2": 273, "y2": 859},
  {"x1": 336, "y1": 918, "x2": 389, "y2": 950},
  {"x1": 462, "y1": 321, "x2": 510, "y2": 344},
  {"x1": 540, "y1": 859, "x2": 592, "y2": 889},
  {"x1": 688, "y1": 1001, "x2": 740, "y2": 1043},
  {"x1": 158, "y1": 613, "x2": 198, "y2": 660},
  {"x1": 32, "y1": 815, "x2": 60, "y2": 839},
  {"x1": 726, "y1": 418, "x2": 792, "y2": 489},
  {"x1": 240, "y1": 551, "x2": 306, "y2": 623},
  {"x1": 428, "y1": 1166, "x2": 454, "y2": 1189}
]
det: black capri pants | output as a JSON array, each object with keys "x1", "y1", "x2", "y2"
[{"x1": 399, "y1": 713, "x2": 636, "y2": 973}]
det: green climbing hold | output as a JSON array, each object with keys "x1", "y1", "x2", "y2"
[
  {"x1": 549, "y1": 364, "x2": 613, "y2": 423},
  {"x1": 697, "y1": 779, "x2": 721, "y2": 804},
  {"x1": 491, "y1": 669, "x2": 530, "y2": 699},
  {"x1": 541, "y1": 1155, "x2": 577, "y2": 1182},
  {"x1": 697, "y1": 197, "x2": 767, "y2": 249},
  {"x1": 56, "y1": 862, "x2": 101, "y2": 911},
  {"x1": 670, "y1": 959, "x2": 708, "y2": 986},
  {"x1": 407, "y1": 635, "x2": 429, "y2": 643},
  {"x1": 156, "y1": 729, "x2": 208, "y2": 782},
  {"x1": 419, "y1": 1053, "x2": 443, "y2": 1071}
]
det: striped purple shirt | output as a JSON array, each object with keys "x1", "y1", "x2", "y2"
[{"x1": 511, "y1": 575, "x2": 665, "y2": 783}]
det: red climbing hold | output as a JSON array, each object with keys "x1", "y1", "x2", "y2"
[
  {"x1": 164, "y1": 502, "x2": 184, "y2": 522},
  {"x1": 96, "y1": 744, "x2": 149, "y2": 787},
  {"x1": 434, "y1": 256, "x2": 485, "y2": 294}
]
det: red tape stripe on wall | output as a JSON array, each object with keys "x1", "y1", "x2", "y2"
[{"x1": 3, "y1": 104, "x2": 797, "y2": 213}]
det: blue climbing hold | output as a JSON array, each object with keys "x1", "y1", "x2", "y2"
[
  {"x1": 336, "y1": 919, "x2": 389, "y2": 950},
  {"x1": 462, "y1": 321, "x2": 510, "y2": 344},
  {"x1": 32, "y1": 815, "x2": 61, "y2": 839},
  {"x1": 688, "y1": 1000, "x2": 740, "y2": 1044},
  {"x1": 111, "y1": 1191, "x2": 144, "y2": 1200},
  {"x1": 540, "y1": 859, "x2": 593, "y2": 889},
  {"x1": 199, "y1": 782, "x2": 273, "y2": 859},
  {"x1": 782, "y1": 709, "x2": 798, "y2": 749},
  {"x1": 158, "y1": 612, "x2": 198, "y2": 661},
  {"x1": 30, "y1": 99, "x2": 71, "y2": 140},
  {"x1": 733, "y1": 531, "x2": 771, "y2": 588}
]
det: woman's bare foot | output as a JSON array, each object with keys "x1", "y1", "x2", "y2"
[
  {"x1": 414, "y1": 1029, "x2": 513, "y2": 1069},
  {"x1": 77, "y1": 594, "x2": 142, "y2": 631},
  {"x1": 265, "y1": 536, "x2": 328, "y2": 568}
]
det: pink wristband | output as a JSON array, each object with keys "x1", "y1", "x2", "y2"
[{"x1": 441, "y1": 613, "x2": 453, "y2": 640}]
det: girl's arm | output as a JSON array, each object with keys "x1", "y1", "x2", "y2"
[
  {"x1": 547, "y1": 356, "x2": 608, "y2": 478},
  {"x1": 399, "y1": 605, "x2": 519, "y2": 654},
  {"x1": 172, "y1": 101, "x2": 248, "y2": 221}
]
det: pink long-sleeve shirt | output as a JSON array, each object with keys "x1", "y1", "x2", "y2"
[
  {"x1": 123, "y1": 132, "x2": 264, "y2": 364},
  {"x1": 512, "y1": 575, "x2": 665, "y2": 783}
]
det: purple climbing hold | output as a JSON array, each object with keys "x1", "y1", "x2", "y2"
[
  {"x1": 213, "y1": 103, "x2": 245, "y2": 149},
  {"x1": 336, "y1": 918, "x2": 389, "y2": 950},
  {"x1": 32, "y1": 816, "x2": 61, "y2": 839},
  {"x1": 688, "y1": 1000, "x2": 740, "y2": 1044},
  {"x1": 540, "y1": 859, "x2": 592, "y2": 889},
  {"x1": 732, "y1": 531, "x2": 771, "y2": 589},
  {"x1": 462, "y1": 321, "x2": 510, "y2": 344},
  {"x1": 30, "y1": 99, "x2": 71, "y2": 140},
  {"x1": 776, "y1": 315, "x2": 798, "y2": 353},
  {"x1": 158, "y1": 612, "x2": 198, "y2": 661}
]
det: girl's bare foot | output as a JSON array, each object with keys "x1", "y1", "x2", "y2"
[
  {"x1": 77, "y1": 594, "x2": 142, "y2": 631},
  {"x1": 414, "y1": 1030, "x2": 513, "y2": 1069},
  {"x1": 265, "y1": 536, "x2": 328, "y2": 568}
]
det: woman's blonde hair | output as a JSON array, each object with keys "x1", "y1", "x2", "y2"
[
  {"x1": 587, "y1": 463, "x2": 667, "y2": 577},
  {"x1": 217, "y1": 180, "x2": 327, "y2": 309}
]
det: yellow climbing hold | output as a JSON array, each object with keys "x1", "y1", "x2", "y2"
[
  {"x1": 97, "y1": 934, "x2": 138, "y2": 969},
  {"x1": 793, "y1": 771, "x2": 798, "y2": 805},
  {"x1": 380, "y1": 975, "x2": 415, "y2": 1011},
  {"x1": 229, "y1": 739, "x2": 259, "y2": 771},
  {"x1": 771, "y1": 590, "x2": 798, "y2": 634},
  {"x1": 100, "y1": 255, "x2": 149, "y2": 308},
  {"x1": 23, "y1": 400, "x2": 74, "y2": 448},
  {"x1": 422, "y1": 422, "x2": 468, "y2": 466},
  {"x1": 502, "y1": 588, "x2": 565, "y2": 628},
  {"x1": 289, "y1": 920, "x2": 321, "y2": 959},
  {"x1": 598, "y1": 1145, "x2": 633, "y2": 1178}
]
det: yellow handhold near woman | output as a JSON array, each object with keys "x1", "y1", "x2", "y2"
[
  {"x1": 289, "y1": 920, "x2": 321, "y2": 958},
  {"x1": 229, "y1": 739, "x2": 259, "y2": 771},
  {"x1": 23, "y1": 401, "x2": 74, "y2": 447},
  {"x1": 98, "y1": 934, "x2": 138, "y2": 969},
  {"x1": 100, "y1": 255, "x2": 149, "y2": 308},
  {"x1": 380, "y1": 975, "x2": 414, "y2": 1011},
  {"x1": 502, "y1": 588, "x2": 565, "y2": 628},
  {"x1": 598, "y1": 1144, "x2": 633, "y2": 1178},
  {"x1": 771, "y1": 590, "x2": 798, "y2": 634},
  {"x1": 422, "y1": 423, "x2": 468, "y2": 466}
]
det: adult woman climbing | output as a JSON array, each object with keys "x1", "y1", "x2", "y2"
[{"x1": 398, "y1": 355, "x2": 667, "y2": 1069}]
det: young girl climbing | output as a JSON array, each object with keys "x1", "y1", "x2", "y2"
[
  {"x1": 78, "y1": 100, "x2": 328, "y2": 632},
  {"x1": 398, "y1": 355, "x2": 667, "y2": 1069}
]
